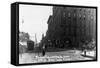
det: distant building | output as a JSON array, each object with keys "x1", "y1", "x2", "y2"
[
  {"x1": 19, "y1": 32, "x2": 35, "y2": 51},
  {"x1": 19, "y1": 32, "x2": 30, "y2": 47},
  {"x1": 44, "y1": 6, "x2": 96, "y2": 48}
]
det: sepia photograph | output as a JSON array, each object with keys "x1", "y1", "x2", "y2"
[{"x1": 18, "y1": 3, "x2": 97, "y2": 64}]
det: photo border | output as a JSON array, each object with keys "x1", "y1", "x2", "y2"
[{"x1": 11, "y1": 2, "x2": 98, "y2": 66}]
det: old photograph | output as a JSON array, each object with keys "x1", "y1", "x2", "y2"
[{"x1": 19, "y1": 4, "x2": 96, "y2": 64}]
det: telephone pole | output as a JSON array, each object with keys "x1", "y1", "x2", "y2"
[{"x1": 35, "y1": 33, "x2": 37, "y2": 46}]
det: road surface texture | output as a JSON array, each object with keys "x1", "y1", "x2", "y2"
[{"x1": 19, "y1": 50, "x2": 94, "y2": 64}]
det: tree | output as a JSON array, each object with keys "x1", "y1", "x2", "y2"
[
  {"x1": 19, "y1": 32, "x2": 30, "y2": 54},
  {"x1": 19, "y1": 32, "x2": 30, "y2": 42},
  {"x1": 87, "y1": 39, "x2": 96, "y2": 50}
]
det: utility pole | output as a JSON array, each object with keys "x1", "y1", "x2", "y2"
[
  {"x1": 22, "y1": 16, "x2": 24, "y2": 23},
  {"x1": 35, "y1": 33, "x2": 37, "y2": 46},
  {"x1": 21, "y1": 16, "x2": 24, "y2": 32}
]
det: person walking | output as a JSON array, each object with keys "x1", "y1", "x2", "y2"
[{"x1": 42, "y1": 44, "x2": 46, "y2": 56}]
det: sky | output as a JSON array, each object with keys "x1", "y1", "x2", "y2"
[{"x1": 19, "y1": 4, "x2": 52, "y2": 43}]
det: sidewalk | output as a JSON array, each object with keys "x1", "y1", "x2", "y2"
[{"x1": 81, "y1": 50, "x2": 96, "y2": 59}]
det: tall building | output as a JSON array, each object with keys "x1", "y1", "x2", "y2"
[{"x1": 44, "y1": 6, "x2": 96, "y2": 48}]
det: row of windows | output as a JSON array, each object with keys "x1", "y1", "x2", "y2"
[
  {"x1": 53, "y1": 7, "x2": 95, "y2": 17},
  {"x1": 63, "y1": 12, "x2": 94, "y2": 20},
  {"x1": 63, "y1": 7, "x2": 95, "y2": 13}
]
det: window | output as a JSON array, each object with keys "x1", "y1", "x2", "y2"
[
  {"x1": 68, "y1": 13, "x2": 71, "y2": 17},
  {"x1": 83, "y1": 15, "x2": 85, "y2": 18},
  {"x1": 83, "y1": 15, "x2": 86, "y2": 20},
  {"x1": 79, "y1": 14, "x2": 81, "y2": 17},
  {"x1": 91, "y1": 16, "x2": 94, "y2": 19},
  {"x1": 63, "y1": 12, "x2": 66, "y2": 17},
  {"x1": 79, "y1": 14, "x2": 82, "y2": 19},
  {"x1": 80, "y1": 8, "x2": 82, "y2": 11},
  {"x1": 74, "y1": 13, "x2": 76, "y2": 17}
]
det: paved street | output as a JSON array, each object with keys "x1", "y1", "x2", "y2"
[{"x1": 19, "y1": 50, "x2": 94, "y2": 64}]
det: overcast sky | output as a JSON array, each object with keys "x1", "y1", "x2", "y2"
[{"x1": 19, "y1": 4, "x2": 52, "y2": 43}]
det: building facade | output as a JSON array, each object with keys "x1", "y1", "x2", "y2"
[{"x1": 44, "y1": 6, "x2": 96, "y2": 48}]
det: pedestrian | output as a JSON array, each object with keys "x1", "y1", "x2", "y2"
[
  {"x1": 42, "y1": 44, "x2": 46, "y2": 56},
  {"x1": 84, "y1": 49, "x2": 87, "y2": 56}
]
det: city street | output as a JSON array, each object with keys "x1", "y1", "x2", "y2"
[{"x1": 19, "y1": 50, "x2": 94, "y2": 64}]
